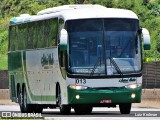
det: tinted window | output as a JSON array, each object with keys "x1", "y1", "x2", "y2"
[
  {"x1": 66, "y1": 19, "x2": 103, "y2": 32},
  {"x1": 104, "y1": 19, "x2": 139, "y2": 31}
]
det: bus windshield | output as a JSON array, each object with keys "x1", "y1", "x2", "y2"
[{"x1": 66, "y1": 18, "x2": 141, "y2": 76}]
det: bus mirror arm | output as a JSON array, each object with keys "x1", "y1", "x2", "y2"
[
  {"x1": 138, "y1": 28, "x2": 142, "y2": 34},
  {"x1": 60, "y1": 29, "x2": 68, "y2": 51}
]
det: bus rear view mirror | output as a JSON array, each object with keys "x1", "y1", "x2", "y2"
[
  {"x1": 60, "y1": 29, "x2": 68, "y2": 51},
  {"x1": 142, "y1": 28, "x2": 151, "y2": 50}
]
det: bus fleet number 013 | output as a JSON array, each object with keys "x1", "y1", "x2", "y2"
[{"x1": 75, "y1": 79, "x2": 86, "y2": 84}]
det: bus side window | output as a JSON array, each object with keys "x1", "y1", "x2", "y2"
[
  {"x1": 26, "y1": 23, "x2": 34, "y2": 49},
  {"x1": 37, "y1": 21, "x2": 45, "y2": 48},
  {"x1": 44, "y1": 20, "x2": 50, "y2": 47},
  {"x1": 14, "y1": 25, "x2": 18, "y2": 50},
  {"x1": 49, "y1": 18, "x2": 58, "y2": 47},
  {"x1": 9, "y1": 26, "x2": 15, "y2": 51},
  {"x1": 18, "y1": 24, "x2": 26, "y2": 50},
  {"x1": 32, "y1": 22, "x2": 38, "y2": 49}
]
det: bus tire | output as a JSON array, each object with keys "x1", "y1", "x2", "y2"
[
  {"x1": 60, "y1": 105, "x2": 71, "y2": 115},
  {"x1": 34, "y1": 105, "x2": 43, "y2": 113},
  {"x1": 18, "y1": 87, "x2": 23, "y2": 111},
  {"x1": 74, "y1": 106, "x2": 93, "y2": 114},
  {"x1": 119, "y1": 103, "x2": 131, "y2": 114},
  {"x1": 21, "y1": 86, "x2": 33, "y2": 113},
  {"x1": 56, "y1": 85, "x2": 71, "y2": 115}
]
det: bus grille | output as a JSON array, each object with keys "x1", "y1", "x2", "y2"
[{"x1": 94, "y1": 87, "x2": 119, "y2": 90}]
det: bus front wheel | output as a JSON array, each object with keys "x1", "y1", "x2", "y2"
[
  {"x1": 74, "y1": 106, "x2": 93, "y2": 114},
  {"x1": 119, "y1": 103, "x2": 131, "y2": 114},
  {"x1": 56, "y1": 85, "x2": 71, "y2": 115}
]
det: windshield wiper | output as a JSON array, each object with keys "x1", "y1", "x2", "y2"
[
  {"x1": 110, "y1": 57, "x2": 123, "y2": 79},
  {"x1": 90, "y1": 56, "x2": 101, "y2": 77}
]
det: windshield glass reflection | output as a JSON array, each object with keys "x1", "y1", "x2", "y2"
[{"x1": 66, "y1": 18, "x2": 141, "y2": 76}]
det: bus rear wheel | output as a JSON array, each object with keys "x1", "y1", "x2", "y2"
[
  {"x1": 119, "y1": 103, "x2": 131, "y2": 114},
  {"x1": 21, "y1": 86, "x2": 33, "y2": 113},
  {"x1": 56, "y1": 85, "x2": 71, "y2": 115},
  {"x1": 18, "y1": 87, "x2": 23, "y2": 111}
]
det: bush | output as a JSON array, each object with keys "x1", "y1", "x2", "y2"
[{"x1": 0, "y1": 31, "x2": 8, "y2": 55}]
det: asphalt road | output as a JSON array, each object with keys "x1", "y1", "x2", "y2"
[{"x1": 0, "y1": 105, "x2": 160, "y2": 119}]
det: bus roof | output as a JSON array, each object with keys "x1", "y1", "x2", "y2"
[
  {"x1": 37, "y1": 4, "x2": 106, "y2": 15},
  {"x1": 60, "y1": 7, "x2": 138, "y2": 21},
  {"x1": 9, "y1": 4, "x2": 138, "y2": 25}
]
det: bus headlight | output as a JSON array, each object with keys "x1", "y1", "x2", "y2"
[
  {"x1": 69, "y1": 85, "x2": 88, "y2": 90},
  {"x1": 131, "y1": 93, "x2": 136, "y2": 98},
  {"x1": 125, "y1": 83, "x2": 141, "y2": 89}
]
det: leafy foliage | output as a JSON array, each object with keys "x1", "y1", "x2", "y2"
[{"x1": 0, "y1": 0, "x2": 160, "y2": 69}]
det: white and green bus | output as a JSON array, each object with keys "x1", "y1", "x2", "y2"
[{"x1": 8, "y1": 4, "x2": 151, "y2": 114}]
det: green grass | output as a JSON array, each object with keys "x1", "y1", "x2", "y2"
[{"x1": 0, "y1": 54, "x2": 8, "y2": 70}]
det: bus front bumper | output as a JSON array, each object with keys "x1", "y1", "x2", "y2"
[{"x1": 68, "y1": 86, "x2": 142, "y2": 105}]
